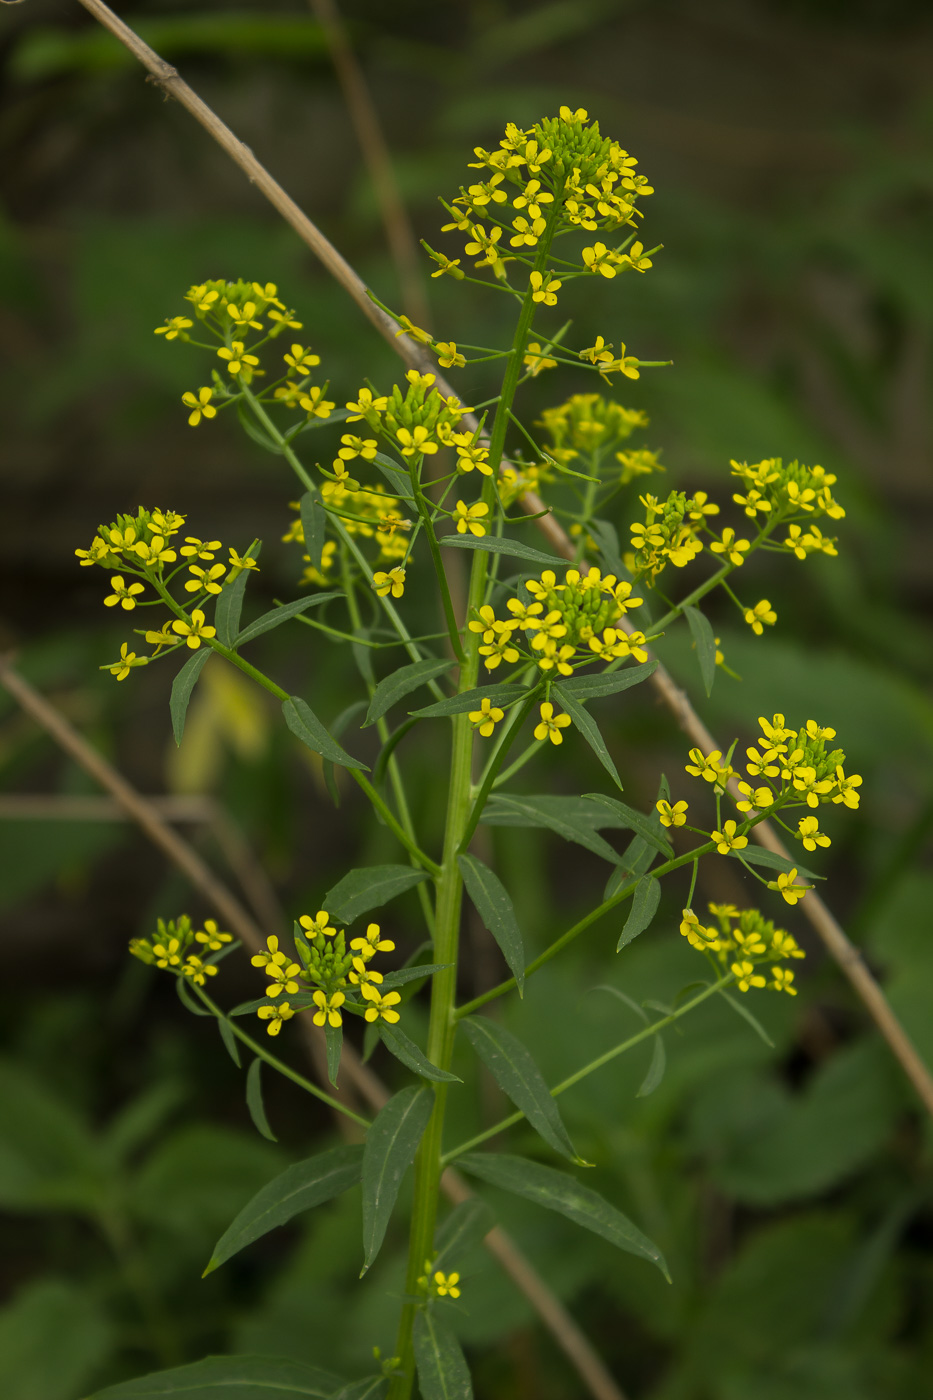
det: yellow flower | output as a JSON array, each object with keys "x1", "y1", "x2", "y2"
[
  {"x1": 581, "y1": 242, "x2": 621, "y2": 278},
  {"x1": 349, "y1": 955, "x2": 383, "y2": 989},
  {"x1": 350, "y1": 923, "x2": 395, "y2": 956},
  {"x1": 618, "y1": 241, "x2": 653, "y2": 272},
  {"x1": 394, "y1": 315, "x2": 433, "y2": 345},
  {"x1": 469, "y1": 697, "x2": 505, "y2": 737},
  {"x1": 797, "y1": 816, "x2": 830, "y2": 851},
  {"x1": 768, "y1": 870, "x2": 810, "y2": 905},
  {"x1": 710, "y1": 820, "x2": 748, "y2": 854},
  {"x1": 75, "y1": 537, "x2": 110, "y2": 567},
  {"x1": 182, "y1": 387, "x2": 217, "y2": 426},
  {"x1": 373, "y1": 567, "x2": 406, "y2": 599},
  {"x1": 454, "y1": 439, "x2": 492, "y2": 476},
  {"x1": 104, "y1": 576, "x2": 145, "y2": 611},
  {"x1": 396, "y1": 425, "x2": 438, "y2": 457},
  {"x1": 226, "y1": 301, "x2": 263, "y2": 331},
  {"x1": 454, "y1": 500, "x2": 489, "y2": 536},
  {"x1": 435, "y1": 341, "x2": 466, "y2": 369},
  {"x1": 523, "y1": 342, "x2": 557, "y2": 375},
  {"x1": 283, "y1": 343, "x2": 321, "y2": 373},
  {"x1": 133, "y1": 535, "x2": 177, "y2": 568},
  {"x1": 679, "y1": 908, "x2": 719, "y2": 951},
  {"x1": 264, "y1": 949, "x2": 301, "y2": 997},
  {"x1": 299, "y1": 910, "x2": 338, "y2": 939},
  {"x1": 299, "y1": 386, "x2": 335, "y2": 418},
  {"x1": 145, "y1": 622, "x2": 178, "y2": 653},
  {"x1": 434, "y1": 1271, "x2": 461, "y2": 1299},
  {"x1": 832, "y1": 767, "x2": 862, "y2": 809},
  {"x1": 338, "y1": 434, "x2": 378, "y2": 462},
  {"x1": 735, "y1": 781, "x2": 773, "y2": 814},
  {"x1": 534, "y1": 701, "x2": 571, "y2": 745},
  {"x1": 529, "y1": 271, "x2": 561, "y2": 305},
  {"x1": 106, "y1": 643, "x2": 147, "y2": 681},
  {"x1": 657, "y1": 799, "x2": 688, "y2": 827},
  {"x1": 312, "y1": 990, "x2": 346, "y2": 1028},
  {"x1": 171, "y1": 610, "x2": 216, "y2": 649},
  {"x1": 257, "y1": 1002, "x2": 295, "y2": 1036},
  {"x1": 155, "y1": 316, "x2": 193, "y2": 340},
  {"x1": 180, "y1": 537, "x2": 222, "y2": 561},
  {"x1": 185, "y1": 563, "x2": 226, "y2": 595},
  {"x1": 771, "y1": 967, "x2": 797, "y2": 996},
  {"x1": 685, "y1": 747, "x2": 732, "y2": 786},
  {"x1": 361, "y1": 985, "x2": 402, "y2": 1024},
  {"x1": 182, "y1": 954, "x2": 218, "y2": 987},
  {"x1": 346, "y1": 388, "x2": 389, "y2": 421},
  {"x1": 217, "y1": 341, "x2": 259, "y2": 376},
  {"x1": 228, "y1": 548, "x2": 259, "y2": 580},
  {"x1": 195, "y1": 919, "x2": 232, "y2": 951},
  {"x1": 745, "y1": 600, "x2": 777, "y2": 635},
  {"x1": 731, "y1": 960, "x2": 766, "y2": 992},
  {"x1": 710, "y1": 528, "x2": 750, "y2": 567}
]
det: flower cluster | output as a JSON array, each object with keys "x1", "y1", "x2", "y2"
[
  {"x1": 76, "y1": 507, "x2": 258, "y2": 679},
  {"x1": 730, "y1": 457, "x2": 845, "y2": 544},
  {"x1": 628, "y1": 489, "x2": 719, "y2": 579},
  {"x1": 537, "y1": 394, "x2": 656, "y2": 475},
  {"x1": 129, "y1": 915, "x2": 233, "y2": 987},
  {"x1": 250, "y1": 912, "x2": 401, "y2": 1037},
  {"x1": 439, "y1": 106, "x2": 654, "y2": 291},
  {"x1": 678, "y1": 904, "x2": 804, "y2": 996},
  {"x1": 468, "y1": 564, "x2": 647, "y2": 675}
]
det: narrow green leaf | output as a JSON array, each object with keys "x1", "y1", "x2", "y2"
[
  {"x1": 372, "y1": 717, "x2": 419, "y2": 787},
  {"x1": 299, "y1": 492, "x2": 326, "y2": 574},
  {"x1": 433, "y1": 1198, "x2": 495, "y2": 1274},
  {"x1": 364, "y1": 658, "x2": 455, "y2": 727},
  {"x1": 330, "y1": 1378, "x2": 388, "y2": 1400},
  {"x1": 237, "y1": 398, "x2": 280, "y2": 453},
  {"x1": 683, "y1": 604, "x2": 717, "y2": 697},
  {"x1": 288, "y1": 406, "x2": 351, "y2": 438},
  {"x1": 236, "y1": 592, "x2": 342, "y2": 647},
  {"x1": 410, "y1": 684, "x2": 526, "y2": 719},
  {"x1": 322, "y1": 864, "x2": 430, "y2": 924},
  {"x1": 584, "y1": 794, "x2": 674, "y2": 859},
  {"x1": 551, "y1": 683, "x2": 623, "y2": 791},
  {"x1": 461, "y1": 1018, "x2": 579, "y2": 1163},
  {"x1": 732, "y1": 846, "x2": 822, "y2": 880},
  {"x1": 217, "y1": 1018, "x2": 241, "y2": 1068},
  {"x1": 481, "y1": 794, "x2": 624, "y2": 865},
  {"x1": 636, "y1": 1036, "x2": 666, "y2": 1097},
  {"x1": 559, "y1": 660, "x2": 657, "y2": 701},
  {"x1": 719, "y1": 988, "x2": 775, "y2": 1047},
  {"x1": 214, "y1": 542, "x2": 261, "y2": 646},
  {"x1": 321, "y1": 700, "x2": 369, "y2": 807},
  {"x1": 412, "y1": 1310, "x2": 473, "y2": 1400},
  {"x1": 591, "y1": 984, "x2": 649, "y2": 1024},
  {"x1": 603, "y1": 777, "x2": 670, "y2": 900},
  {"x1": 283, "y1": 696, "x2": 369, "y2": 771},
  {"x1": 169, "y1": 648, "x2": 211, "y2": 746},
  {"x1": 458, "y1": 1152, "x2": 670, "y2": 1281},
  {"x1": 361, "y1": 1086, "x2": 433, "y2": 1272},
  {"x1": 203, "y1": 1145, "x2": 363, "y2": 1275},
  {"x1": 245, "y1": 1058, "x2": 277, "y2": 1142},
  {"x1": 380, "y1": 1025, "x2": 461, "y2": 1083},
  {"x1": 587, "y1": 517, "x2": 626, "y2": 575},
  {"x1": 457, "y1": 854, "x2": 525, "y2": 996},
  {"x1": 371, "y1": 451, "x2": 415, "y2": 500},
  {"x1": 325, "y1": 1022, "x2": 343, "y2": 1086},
  {"x1": 380, "y1": 963, "x2": 452, "y2": 992},
  {"x1": 440, "y1": 534, "x2": 565, "y2": 568},
  {"x1": 617, "y1": 876, "x2": 661, "y2": 952},
  {"x1": 83, "y1": 1353, "x2": 343, "y2": 1398},
  {"x1": 175, "y1": 975, "x2": 212, "y2": 1016}
]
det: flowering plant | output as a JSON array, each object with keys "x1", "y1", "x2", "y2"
[{"x1": 80, "y1": 107, "x2": 859, "y2": 1400}]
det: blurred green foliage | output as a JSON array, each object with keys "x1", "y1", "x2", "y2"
[{"x1": 1, "y1": 1, "x2": 933, "y2": 1396}]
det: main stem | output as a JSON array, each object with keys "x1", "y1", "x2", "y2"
[{"x1": 387, "y1": 226, "x2": 558, "y2": 1400}]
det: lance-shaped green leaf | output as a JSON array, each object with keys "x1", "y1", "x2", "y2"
[
  {"x1": 364, "y1": 658, "x2": 455, "y2": 727},
  {"x1": 325, "y1": 1022, "x2": 342, "y2": 1086},
  {"x1": 299, "y1": 492, "x2": 327, "y2": 574},
  {"x1": 457, "y1": 854, "x2": 525, "y2": 996},
  {"x1": 322, "y1": 865, "x2": 431, "y2": 924},
  {"x1": 214, "y1": 542, "x2": 261, "y2": 646},
  {"x1": 203, "y1": 1144, "x2": 363, "y2": 1275},
  {"x1": 719, "y1": 987, "x2": 775, "y2": 1047},
  {"x1": 413, "y1": 1310, "x2": 473, "y2": 1400},
  {"x1": 584, "y1": 794, "x2": 674, "y2": 859},
  {"x1": 440, "y1": 534, "x2": 565, "y2": 568},
  {"x1": 237, "y1": 399, "x2": 281, "y2": 453},
  {"x1": 283, "y1": 696, "x2": 369, "y2": 771},
  {"x1": 551, "y1": 683, "x2": 623, "y2": 791},
  {"x1": 379, "y1": 963, "x2": 452, "y2": 992},
  {"x1": 217, "y1": 1018, "x2": 241, "y2": 1067},
  {"x1": 170, "y1": 648, "x2": 211, "y2": 746},
  {"x1": 558, "y1": 661, "x2": 657, "y2": 701},
  {"x1": 603, "y1": 777, "x2": 670, "y2": 900},
  {"x1": 481, "y1": 794, "x2": 624, "y2": 865},
  {"x1": 236, "y1": 592, "x2": 342, "y2": 647},
  {"x1": 410, "y1": 684, "x2": 526, "y2": 719},
  {"x1": 458, "y1": 1153, "x2": 670, "y2": 1280},
  {"x1": 371, "y1": 451, "x2": 415, "y2": 500},
  {"x1": 683, "y1": 604, "x2": 717, "y2": 697},
  {"x1": 461, "y1": 1018, "x2": 580, "y2": 1163},
  {"x1": 245, "y1": 1058, "x2": 276, "y2": 1142},
  {"x1": 361, "y1": 1086, "x2": 433, "y2": 1272},
  {"x1": 587, "y1": 517, "x2": 626, "y2": 576},
  {"x1": 617, "y1": 875, "x2": 662, "y2": 952},
  {"x1": 380, "y1": 1025, "x2": 461, "y2": 1083},
  {"x1": 637, "y1": 1036, "x2": 667, "y2": 1097},
  {"x1": 83, "y1": 1353, "x2": 343, "y2": 1398},
  {"x1": 732, "y1": 846, "x2": 822, "y2": 880},
  {"x1": 330, "y1": 1378, "x2": 388, "y2": 1400},
  {"x1": 433, "y1": 1198, "x2": 495, "y2": 1274}
]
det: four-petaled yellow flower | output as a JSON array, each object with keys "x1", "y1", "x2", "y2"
[
  {"x1": 185, "y1": 563, "x2": 226, "y2": 595},
  {"x1": 745, "y1": 599, "x2": 777, "y2": 635},
  {"x1": 104, "y1": 576, "x2": 145, "y2": 611},
  {"x1": 657, "y1": 799, "x2": 688, "y2": 827},
  {"x1": 107, "y1": 643, "x2": 147, "y2": 681},
  {"x1": 434, "y1": 1271, "x2": 461, "y2": 1298},
  {"x1": 469, "y1": 697, "x2": 505, "y2": 737},
  {"x1": 454, "y1": 500, "x2": 489, "y2": 536},
  {"x1": 283, "y1": 343, "x2": 320, "y2": 374},
  {"x1": 217, "y1": 341, "x2": 260, "y2": 376},
  {"x1": 534, "y1": 701, "x2": 571, "y2": 745},
  {"x1": 679, "y1": 908, "x2": 718, "y2": 951},
  {"x1": 312, "y1": 990, "x2": 346, "y2": 1028},
  {"x1": 373, "y1": 567, "x2": 406, "y2": 598},
  {"x1": 361, "y1": 985, "x2": 402, "y2": 1023},
  {"x1": 710, "y1": 820, "x2": 748, "y2": 854},
  {"x1": 798, "y1": 816, "x2": 830, "y2": 851},
  {"x1": 299, "y1": 910, "x2": 337, "y2": 939},
  {"x1": 350, "y1": 923, "x2": 395, "y2": 956},
  {"x1": 228, "y1": 548, "x2": 259, "y2": 580},
  {"x1": 771, "y1": 967, "x2": 797, "y2": 995},
  {"x1": 171, "y1": 610, "x2": 216, "y2": 649},
  {"x1": 710, "y1": 527, "x2": 750, "y2": 567},
  {"x1": 182, "y1": 388, "x2": 216, "y2": 426},
  {"x1": 529, "y1": 271, "x2": 561, "y2": 305},
  {"x1": 155, "y1": 316, "x2": 193, "y2": 340},
  {"x1": 731, "y1": 960, "x2": 766, "y2": 992},
  {"x1": 338, "y1": 434, "x2": 378, "y2": 461},
  {"x1": 435, "y1": 341, "x2": 466, "y2": 369},
  {"x1": 258, "y1": 1002, "x2": 295, "y2": 1036},
  {"x1": 769, "y1": 869, "x2": 810, "y2": 905},
  {"x1": 523, "y1": 342, "x2": 557, "y2": 375}
]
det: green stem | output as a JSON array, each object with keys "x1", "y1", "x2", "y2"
[
  {"x1": 350, "y1": 771, "x2": 441, "y2": 876},
  {"x1": 410, "y1": 466, "x2": 466, "y2": 663},
  {"x1": 442, "y1": 975, "x2": 732, "y2": 1164},
  {"x1": 458, "y1": 691, "x2": 541, "y2": 852}
]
